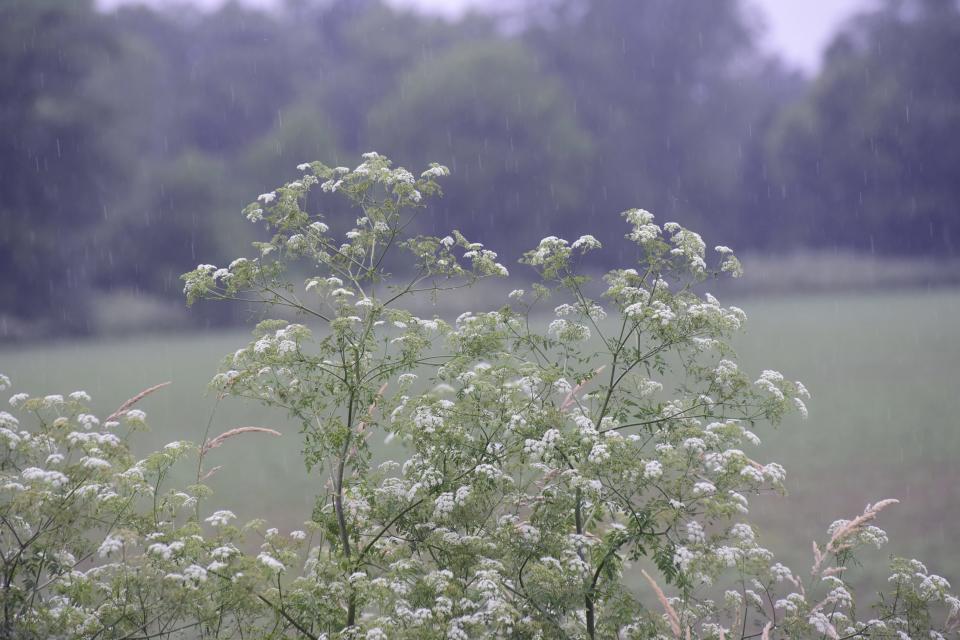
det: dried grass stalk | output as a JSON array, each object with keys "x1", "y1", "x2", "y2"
[
  {"x1": 201, "y1": 427, "x2": 282, "y2": 456},
  {"x1": 356, "y1": 382, "x2": 389, "y2": 436},
  {"x1": 200, "y1": 466, "x2": 223, "y2": 481},
  {"x1": 561, "y1": 366, "x2": 605, "y2": 411},
  {"x1": 828, "y1": 499, "x2": 898, "y2": 548},
  {"x1": 105, "y1": 381, "x2": 172, "y2": 423},
  {"x1": 812, "y1": 498, "x2": 898, "y2": 575},
  {"x1": 641, "y1": 569, "x2": 682, "y2": 639}
]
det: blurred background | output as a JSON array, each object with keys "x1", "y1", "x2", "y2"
[
  {"x1": 1, "y1": 0, "x2": 958, "y2": 589},
  {"x1": 2, "y1": 0, "x2": 960, "y2": 337}
]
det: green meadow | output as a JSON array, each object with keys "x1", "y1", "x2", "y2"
[{"x1": 2, "y1": 287, "x2": 958, "y2": 587}]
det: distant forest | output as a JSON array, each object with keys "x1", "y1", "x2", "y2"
[{"x1": 2, "y1": 0, "x2": 959, "y2": 333}]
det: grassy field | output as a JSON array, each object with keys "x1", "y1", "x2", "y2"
[{"x1": 2, "y1": 287, "x2": 958, "y2": 588}]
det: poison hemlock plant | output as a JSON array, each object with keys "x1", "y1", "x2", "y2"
[{"x1": 2, "y1": 153, "x2": 957, "y2": 638}]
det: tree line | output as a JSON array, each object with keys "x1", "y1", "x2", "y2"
[{"x1": 2, "y1": 0, "x2": 958, "y2": 334}]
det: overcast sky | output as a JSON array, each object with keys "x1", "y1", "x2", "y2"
[{"x1": 97, "y1": 0, "x2": 876, "y2": 72}]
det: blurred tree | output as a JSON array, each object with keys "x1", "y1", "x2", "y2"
[
  {"x1": 240, "y1": 101, "x2": 340, "y2": 193},
  {"x1": 523, "y1": 0, "x2": 789, "y2": 248},
  {"x1": 89, "y1": 4, "x2": 310, "y2": 309},
  {"x1": 0, "y1": 0, "x2": 127, "y2": 332},
  {"x1": 179, "y1": 5, "x2": 301, "y2": 155},
  {"x1": 286, "y1": 0, "x2": 497, "y2": 152},
  {"x1": 95, "y1": 151, "x2": 228, "y2": 298},
  {"x1": 4, "y1": 0, "x2": 955, "y2": 337},
  {"x1": 763, "y1": 0, "x2": 960, "y2": 254},
  {"x1": 366, "y1": 39, "x2": 594, "y2": 259}
]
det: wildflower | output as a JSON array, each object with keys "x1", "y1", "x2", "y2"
[
  {"x1": 808, "y1": 612, "x2": 837, "y2": 637},
  {"x1": 572, "y1": 234, "x2": 601, "y2": 251},
  {"x1": 211, "y1": 545, "x2": 238, "y2": 560},
  {"x1": 321, "y1": 179, "x2": 343, "y2": 193},
  {"x1": 729, "y1": 523, "x2": 755, "y2": 542},
  {"x1": 643, "y1": 460, "x2": 663, "y2": 479},
  {"x1": 147, "y1": 543, "x2": 174, "y2": 560},
  {"x1": 22, "y1": 467, "x2": 69, "y2": 487},
  {"x1": 693, "y1": 481, "x2": 716, "y2": 496},
  {"x1": 770, "y1": 563, "x2": 793, "y2": 582},
  {"x1": 80, "y1": 456, "x2": 111, "y2": 470},
  {"x1": 98, "y1": 535, "x2": 123, "y2": 558},
  {"x1": 68, "y1": 390, "x2": 91, "y2": 403},
  {"x1": 686, "y1": 521, "x2": 706, "y2": 544},
  {"x1": 588, "y1": 443, "x2": 610, "y2": 464},
  {"x1": 673, "y1": 546, "x2": 695, "y2": 571},
  {"x1": 421, "y1": 165, "x2": 450, "y2": 178},
  {"x1": 184, "y1": 564, "x2": 208, "y2": 583},
  {"x1": 258, "y1": 553, "x2": 285, "y2": 573},
  {"x1": 9, "y1": 393, "x2": 28, "y2": 408},
  {"x1": 716, "y1": 546, "x2": 741, "y2": 567},
  {"x1": 434, "y1": 492, "x2": 455, "y2": 517},
  {"x1": 125, "y1": 409, "x2": 147, "y2": 424},
  {"x1": 740, "y1": 465, "x2": 765, "y2": 483},
  {"x1": 389, "y1": 168, "x2": 415, "y2": 184},
  {"x1": 205, "y1": 510, "x2": 236, "y2": 527}
]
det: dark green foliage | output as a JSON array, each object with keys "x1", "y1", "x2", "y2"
[
  {"x1": 367, "y1": 40, "x2": 593, "y2": 258},
  {"x1": 2, "y1": 0, "x2": 956, "y2": 336},
  {"x1": 761, "y1": 0, "x2": 960, "y2": 254}
]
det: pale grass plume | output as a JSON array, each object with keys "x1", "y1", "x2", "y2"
[
  {"x1": 812, "y1": 498, "x2": 899, "y2": 575},
  {"x1": 199, "y1": 465, "x2": 223, "y2": 481},
  {"x1": 786, "y1": 570, "x2": 805, "y2": 596},
  {"x1": 561, "y1": 366, "x2": 605, "y2": 411},
  {"x1": 350, "y1": 383, "x2": 389, "y2": 462},
  {"x1": 812, "y1": 540, "x2": 824, "y2": 575},
  {"x1": 816, "y1": 615, "x2": 840, "y2": 639},
  {"x1": 201, "y1": 427, "x2": 282, "y2": 456},
  {"x1": 761, "y1": 621, "x2": 772, "y2": 640},
  {"x1": 641, "y1": 569, "x2": 682, "y2": 638},
  {"x1": 829, "y1": 498, "x2": 899, "y2": 548},
  {"x1": 355, "y1": 382, "x2": 389, "y2": 436},
  {"x1": 104, "y1": 381, "x2": 172, "y2": 423},
  {"x1": 732, "y1": 595, "x2": 743, "y2": 636}
]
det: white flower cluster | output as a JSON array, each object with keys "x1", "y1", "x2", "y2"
[
  {"x1": 623, "y1": 208, "x2": 660, "y2": 243},
  {"x1": 19, "y1": 158, "x2": 954, "y2": 639},
  {"x1": 525, "y1": 235, "x2": 570, "y2": 265}
]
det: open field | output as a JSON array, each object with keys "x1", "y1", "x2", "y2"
[
  {"x1": 729, "y1": 287, "x2": 960, "y2": 587},
  {"x1": 2, "y1": 287, "x2": 958, "y2": 589}
]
